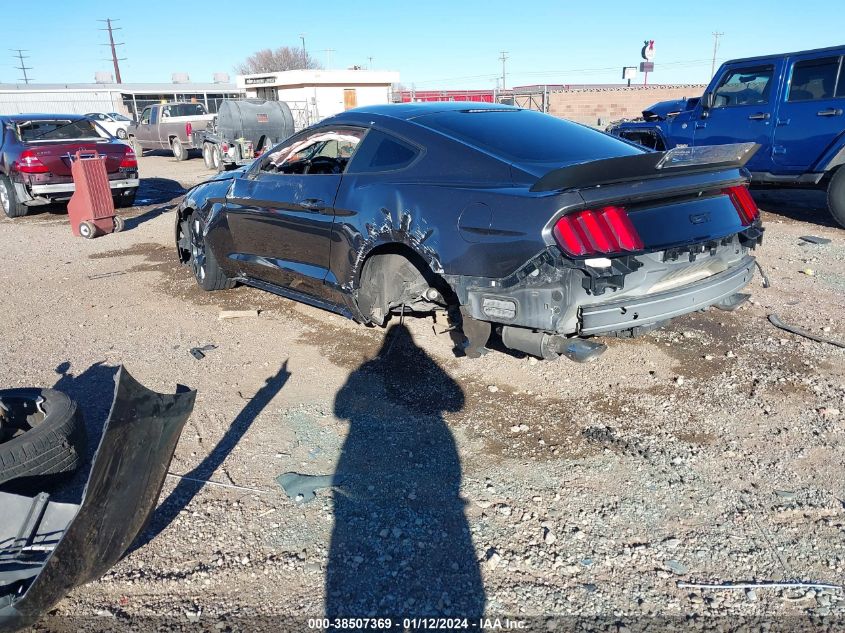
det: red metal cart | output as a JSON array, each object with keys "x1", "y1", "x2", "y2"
[{"x1": 67, "y1": 150, "x2": 124, "y2": 238}]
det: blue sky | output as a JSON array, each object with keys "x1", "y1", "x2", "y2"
[{"x1": 1, "y1": 0, "x2": 843, "y2": 88}]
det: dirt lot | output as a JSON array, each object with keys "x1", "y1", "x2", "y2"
[{"x1": 2, "y1": 153, "x2": 844, "y2": 630}]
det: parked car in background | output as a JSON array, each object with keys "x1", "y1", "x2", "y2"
[
  {"x1": 193, "y1": 99, "x2": 295, "y2": 172},
  {"x1": 175, "y1": 102, "x2": 763, "y2": 361},
  {"x1": 85, "y1": 111, "x2": 134, "y2": 139},
  {"x1": 0, "y1": 114, "x2": 139, "y2": 218},
  {"x1": 128, "y1": 102, "x2": 214, "y2": 161},
  {"x1": 607, "y1": 45, "x2": 845, "y2": 228}
]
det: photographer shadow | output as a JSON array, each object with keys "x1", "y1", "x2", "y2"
[{"x1": 327, "y1": 324, "x2": 485, "y2": 620}]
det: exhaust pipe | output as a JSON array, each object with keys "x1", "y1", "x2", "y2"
[{"x1": 501, "y1": 326, "x2": 606, "y2": 362}]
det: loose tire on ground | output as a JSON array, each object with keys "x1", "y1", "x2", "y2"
[
  {"x1": 184, "y1": 212, "x2": 234, "y2": 291},
  {"x1": 827, "y1": 167, "x2": 845, "y2": 229},
  {"x1": 171, "y1": 137, "x2": 187, "y2": 161},
  {"x1": 0, "y1": 174, "x2": 29, "y2": 218},
  {"x1": 0, "y1": 387, "x2": 87, "y2": 486}
]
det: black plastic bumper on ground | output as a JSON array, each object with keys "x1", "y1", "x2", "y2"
[
  {"x1": 0, "y1": 367, "x2": 195, "y2": 632},
  {"x1": 578, "y1": 256, "x2": 755, "y2": 335}
]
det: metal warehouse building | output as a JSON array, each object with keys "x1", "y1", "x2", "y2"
[{"x1": 0, "y1": 82, "x2": 245, "y2": 118}]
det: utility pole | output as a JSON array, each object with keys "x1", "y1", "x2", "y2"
[
  {"x1": 711, "y1": 32, "x2": 724, "y2": 79},
  {"x1": 323, "y1": 48, "x2": 335, "y2": 68},
  {"x1": 98, "y1": 18, "x2": 125, "y2": 83},
  {"x1": 499, "y1": 50, "x2": 509, "y2": 90},
  {"x1": 11, "y1": 49, "x2": 32, "y2": 84}
]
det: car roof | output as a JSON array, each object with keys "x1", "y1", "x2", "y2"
[
  {"x1": 344, "y1": 101, "x2": 521, "y2": 121},
  {"x1": 0, "y1": 113, "x2": 86, "y2": 123},
  {"x1": 724, "y1": 44, "x2": 845, "y2": 66}
]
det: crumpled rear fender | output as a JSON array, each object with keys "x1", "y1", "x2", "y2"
[{"x1": 0, "y1": 367, "x2": 195, "y2": 632}]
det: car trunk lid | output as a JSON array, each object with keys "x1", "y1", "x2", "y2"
[{"x1": 22, "y1": 142, "x2": 126, "y2": 177}]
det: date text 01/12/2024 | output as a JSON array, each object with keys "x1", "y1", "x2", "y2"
[{"x1": 307, "y1": 618, "x2": 527, "y2": 630}]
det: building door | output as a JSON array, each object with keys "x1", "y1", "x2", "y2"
[{"x1": 343, "y1": 89, "x2": 358, "y2": 110}]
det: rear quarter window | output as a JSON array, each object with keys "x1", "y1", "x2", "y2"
[
  {"x1": 349, "y1": 129, "x2": 420, "y2": 173},
  {"x1": 414, "y1": 109, "x2": 642, "y2": 166}
]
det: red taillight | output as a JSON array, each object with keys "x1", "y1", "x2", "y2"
[
  {"x1": 119, "y1": 147, "x2": 137, "y2": 169},
  {"x1": 221, "y1": 142, "x2": 229, "y2": 153},
  {"x1": 16, "y1": 149, "x2": 49, "y2": 174},
  {"x1": 185, "y1": 122, "x2": 193, "y2": 138},
  {"x1": 553, "y1": 206, "x2": 644, "y2": 257},
  {"x1": 722, "y1": 185, "x2": 759, "y2": 226}
]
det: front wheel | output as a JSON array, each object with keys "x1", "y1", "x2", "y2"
[
  {"x1": 182, "y1": 213, "x2": 234, "y2": 291},
  {"x1": 116, "y1": 128, "x2": 128, "y2": 139},
  {"x1": 171, "y1": 138, "x2": 187, "y2": 161},
  {"x1": 827, "y1": 167, "x2": 845, "y2": 229}
]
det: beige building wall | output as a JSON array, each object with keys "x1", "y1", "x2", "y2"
[{"x1": 544, "y1": 85, "x2": 708, "y2": 126}]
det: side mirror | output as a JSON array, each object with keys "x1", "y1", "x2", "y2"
[{"x1": 702, "y1": 93, "x2": 714, "y2": 110}]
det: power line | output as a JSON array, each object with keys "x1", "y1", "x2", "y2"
[
  {"x1": 499, "y1": 50, "x2": 509, "y2": 90},
  {"x1": 11, "y1": 49, "x2": 32, "y2": 84},
  {"x1": 98, "y1": 18, "x2": 125, "y2": 83},
  {"x1": 711, "y1": 32, "x2": 725, "y2": 79}
]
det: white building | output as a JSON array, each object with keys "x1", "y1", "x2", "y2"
[
  {"x1": 0, "y1": 82, "x2": 244, "y2": 118},
  {"x1": 236, "y1": 69, "x2": 400, "y2": 122}
]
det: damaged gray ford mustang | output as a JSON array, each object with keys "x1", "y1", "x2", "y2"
[{"x1": 176, "y1": 102, "x2": 763, "y2": 360}]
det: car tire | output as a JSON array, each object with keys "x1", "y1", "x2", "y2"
[
  {"x1": 0, "y1": 387, "x2": 87, "y2": 487},
  {"x1": 827, "y1": 167, "x2": 845, "y2": 229},
  {"x1": 116, "y1": 128, "x2": 128, "y2": 139},
  {"x1": 203, "y1": 143, "x2": 214, "y2": 169},
  {"x1": 0, "y1": 174, "x2": 29, "y2": 218},
  {"x1": 171, "y1": 138, "x2": 187, "y2": 161},
  {"x1": 113, "y1": 189, "x2": 137, "y2": 208},
  {"x1": 183, "y1": 212, "x2": 234, "y2": 291},
  {"x1": 212, "y1": 145, "x2": 223, "y2": 172}
]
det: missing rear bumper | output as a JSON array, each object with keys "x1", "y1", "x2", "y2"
[{"x1": 579, "y1": 256, "x2": 755, "y2": 335}]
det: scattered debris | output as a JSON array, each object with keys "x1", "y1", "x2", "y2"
[
  {"x1": 677, "y1": 581, "x2": 844, "y2": 592},
  {"x1": 799, "y1": 235, "x2": 832, "y2": 245},
  {"x1": 754, "y1": 260, "x2": 771, "y2": 288},
  {"x1": 87, "y1": 270, "x2": 129, "y2": 280},
  {"x1": 189, "y1": 344, "x2": 218, "y2": 360},
  {"x1": 165, "y1": 472, "x2": 269, "y2": 494},
  {"x1": 800, "y1": 268, "x2": 816, "y2": 277},
  {"x1": 276, "y1": 472, "x2": 339, "y2": 503},
  {"x1": 665, "y1": 560, "x2": 689, "y2": 575},
  {"x1": 219, "y1": 310, "x2": 260, "y2": 320},
  {"x1": 768, "y1": 314, "x2": 845, "y2": 349}
]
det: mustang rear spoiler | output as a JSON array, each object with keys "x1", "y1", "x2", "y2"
[
  {"x1": 530, "y1": 142, "x2": 759, "y2": 193},
  {"x1": 0, "y1": 367, "x2": 195, "y2": 632}
]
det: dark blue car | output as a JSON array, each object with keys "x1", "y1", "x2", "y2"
[
  {"x1": 608, "y1": 45, "x2": 845, "y2": 228},
  {"x1": 176, "y1": 102, "x2": 763, "y2": 361}
]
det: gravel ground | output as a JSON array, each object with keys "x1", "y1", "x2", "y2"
[{"x1": 1, "y1": 153, "x2": 843, "y2": 631}]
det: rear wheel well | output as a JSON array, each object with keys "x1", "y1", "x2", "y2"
[{"x1": 356, "y1": 244, "x2": 454, "y2": 325}]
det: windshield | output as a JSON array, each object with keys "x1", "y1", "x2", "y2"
[
  {"x1": 109, "y1": 112, "x2": 132, "y2": 121},
  {"x1": 17, "y1": 119, "x2": 109, "y2": 142},
  {"x1": 161, "y1": 103, "x2": 207, "y2": 118},
  {"x1": 415, "y1": 108, "x2": 643, "y2": 170}
]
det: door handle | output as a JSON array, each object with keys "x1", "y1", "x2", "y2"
[
  {"x1": 817, "y1": 108, "x2": 843, "y2": 117},
  {"x1": 300, "y1": 198, "x2": 326, "y2": 211},
  {"x1": 748, "y1": 112, "x2": 770, "y2": 121}
]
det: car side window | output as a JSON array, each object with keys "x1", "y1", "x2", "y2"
[
  {"x1": 139, "y1": 108, "x2": 151, "y2": 125},
  {"x1": 348, "y1": 129, "x2": 420, "y2": 173},
  {"x1": 788, "y1": 57, "x2": 842, "y2": 102},
  {"x1": 711, "y1": 65, "x2": 774, "y2": 108},
  {"x1": 259, "y1": 127, "x2": 367, "y2": 175}
]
